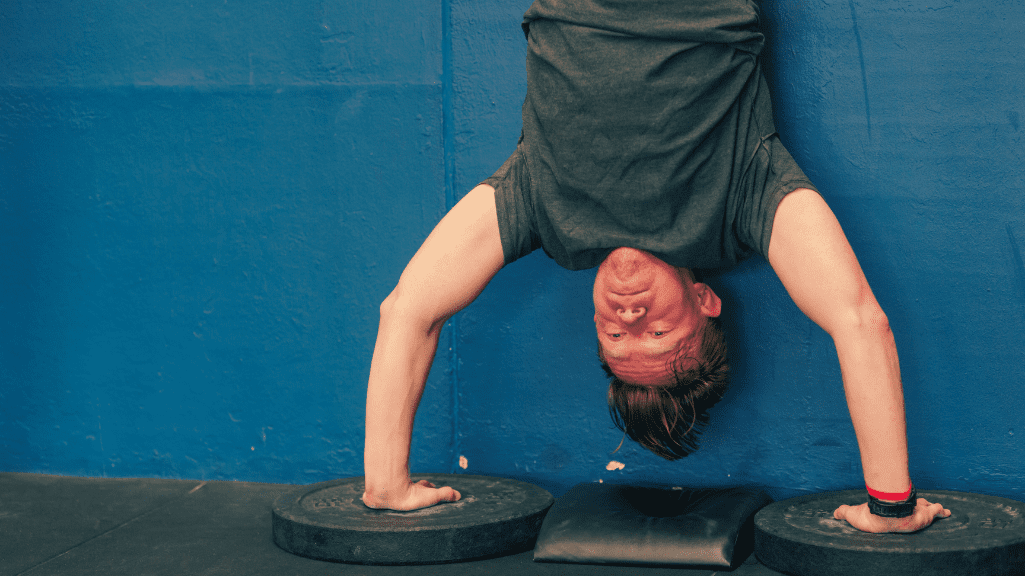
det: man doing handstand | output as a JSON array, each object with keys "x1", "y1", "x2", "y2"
[{"x1": 362, "y1": 0, "x2": 949, "y2": 533}]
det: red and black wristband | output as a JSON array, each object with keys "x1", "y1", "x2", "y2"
[{"x1": 866, "y1": 483, "x2": 916, "y2": 518}]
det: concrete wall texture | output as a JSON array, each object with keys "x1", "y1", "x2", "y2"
[{"x1": 1, "y1": 1, "x2": 1023, "y2": 501}]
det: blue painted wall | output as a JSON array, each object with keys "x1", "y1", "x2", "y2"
[
  {"x1": 2, "y1": 1, "x2": 1023, "y2": 501},
  {"x1": 1, "y1": 0, "x2": 455, "y2": 481}
]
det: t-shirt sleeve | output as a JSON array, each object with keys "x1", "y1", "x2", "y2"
[
  {"x1": 734, "y1": 134, "x2": 819, "y2": 261},
  {"x1": 482, "y1": 147, "x2": 542, "y2": 265}
]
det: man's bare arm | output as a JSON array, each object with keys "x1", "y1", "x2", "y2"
[
  {"x1": 363, "y1": 184, "x2": 506, "y2": 511},
  {"x1": 767, "y1": 189, "x2": 948, "y2": 533}
]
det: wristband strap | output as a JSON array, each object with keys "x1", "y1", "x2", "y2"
[
  {"x1": 867, "y1": 484, "x2": 917, "y2": 518},
  {"x1": 866, "y1": 484, "x2": 913, "y2": 501}
]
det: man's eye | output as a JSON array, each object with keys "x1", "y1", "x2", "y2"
[
  {"x1": 653, "y1": 331, "x2": 665, "y2": 336},
  {"x1": 609, "y1": 333, "x2": 623, "y2": 339}
]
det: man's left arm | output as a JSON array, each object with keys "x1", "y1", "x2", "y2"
[{"x1": 766, "y1": 188, "x2": 950, "y2": 533}]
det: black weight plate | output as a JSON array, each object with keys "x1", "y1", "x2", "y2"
[
  {"x1": 272, "y1": 474, "x2": 554, "y2": 565},
  {"x1": 754, "y1": 489, "x2": 1025, "y2": 576}
]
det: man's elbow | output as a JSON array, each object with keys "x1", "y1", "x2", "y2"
[
  {"x1": 379, "y1": 288, "x2": 401, "y2": 320},
  {"x1": 832, "y1": 301, "x2": 892, "y2": 341},
  {"x1": 379, "y1": 285, "x2": 449, "y2": 335}
]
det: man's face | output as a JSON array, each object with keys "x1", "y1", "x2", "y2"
[{"x1": 593, "y1": 248, "x2": 722, "y2": 386}]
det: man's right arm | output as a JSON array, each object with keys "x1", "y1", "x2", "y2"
[
  {"x1": 362, "y1": 184, "x2": 506, "y2": 511},
  {"x1": 767, "y1": 188, "x2": 949, "y2": 533}
]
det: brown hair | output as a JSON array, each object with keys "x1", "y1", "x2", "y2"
[{"x1": 601, "y1": 317, "x2": 729, "y2": 460}]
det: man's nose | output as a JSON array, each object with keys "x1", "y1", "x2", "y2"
[{"x1": 616, "y1": 307, "x2": 647, "y2": 325}]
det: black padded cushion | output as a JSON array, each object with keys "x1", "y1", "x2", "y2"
[{"x1": 533, "y1": 483, "x2": 773, "y2": 568}]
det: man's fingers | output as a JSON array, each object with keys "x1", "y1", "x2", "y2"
[
  {"x1": 917, "y1": 499, "x2": 951, "y2": 519},
  {"x1": 835, "y1": 499, "x2": 950, "y2": 534},
  {"x1": 833, "y1": 504, "x2": 850, "y2": 520},
  {"x1": 415, "y1": 480, "x2": 459, "y2": 504},
  {"x1": 363, "y1": 481, "x2": 461, "y2": 511},
  {"x1": 438, "y1": 486, "x2": 461, "y2": 502},
  {"x1": 411, "y1": 483, "x2": 460, "y2": 508}
]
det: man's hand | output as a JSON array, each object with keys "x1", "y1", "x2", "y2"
[
  {"x1": 834, "y1": 498, "x2": 950, "y2": 533},
  {"x1": 362, "y1": 479, "x2": 461, "y2": 512}
]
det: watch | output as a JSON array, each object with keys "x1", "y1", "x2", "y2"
[{"x1": 867, "y1": 485, "x2": 917, "y2": 518}]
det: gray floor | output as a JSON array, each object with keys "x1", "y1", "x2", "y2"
[{"x1": 0, "y1": 473, "x2": 785, "y2": 576}]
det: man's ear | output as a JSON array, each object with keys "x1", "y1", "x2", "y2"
[{"x1": 696, "y1": 283, "x2": 722, "y2": 318}]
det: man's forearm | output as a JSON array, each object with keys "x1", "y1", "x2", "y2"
[
  {"x1": 832, "y1": 318, "x2": 911, "y2": 494},
  {"x1": 363, "y1": 301, "x2": 444, "y2": 498}
]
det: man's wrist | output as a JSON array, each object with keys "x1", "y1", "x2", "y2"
[
  {"x1": 867, "y1": 484, "x2": 916, "y2": 518},
  {"x1": 364, "y1": 474, "x2": 408, "y2": 494}
]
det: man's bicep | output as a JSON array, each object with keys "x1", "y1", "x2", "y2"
[
  {"x1": 390, "y1": 184, "x2": 506, "y2": 326},
  {"x1": 767, "y1": 188, "x2": 880, "y2": 335}
]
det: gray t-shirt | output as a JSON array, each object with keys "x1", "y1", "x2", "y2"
[{"x1": 486, "y1": 0, "x2": 816, "y2": 271}]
